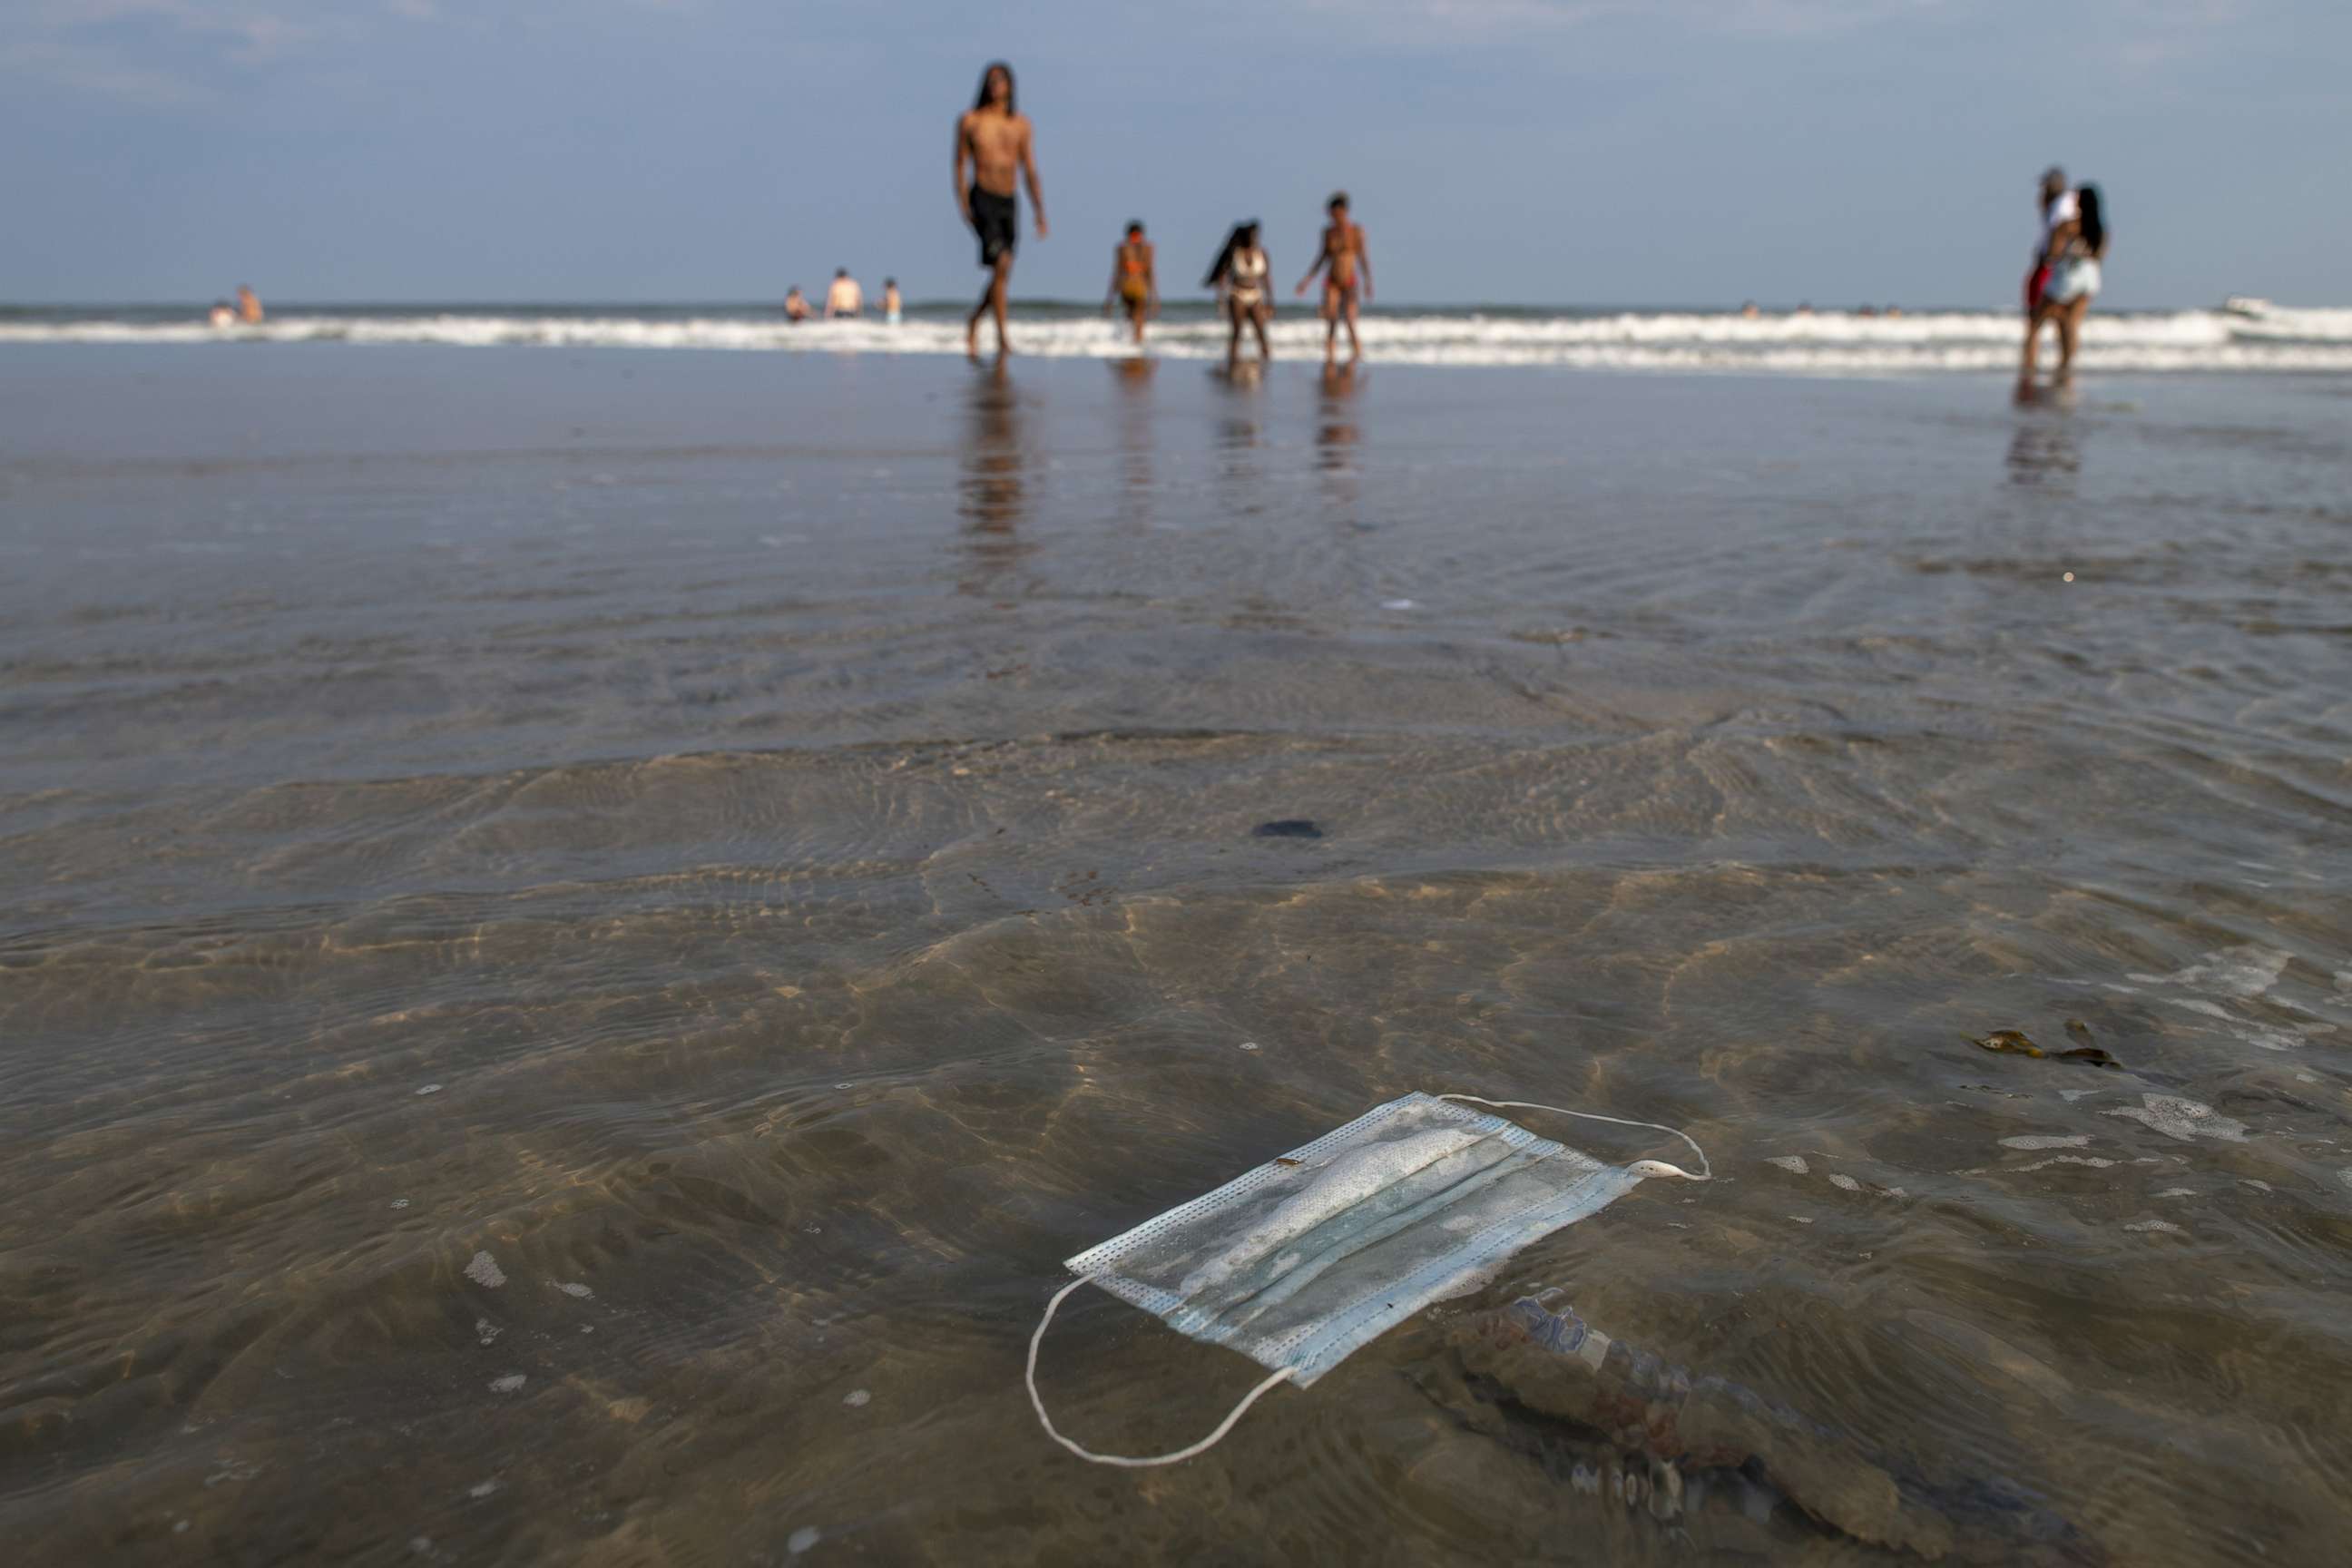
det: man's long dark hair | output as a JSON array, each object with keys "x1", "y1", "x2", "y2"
[
  {"x1": 974, "y1": 61, "x2": 1015, "y2": 114},
  {"x1": 2076, "y1": 183, "x2": 2104, "y2": 253}
]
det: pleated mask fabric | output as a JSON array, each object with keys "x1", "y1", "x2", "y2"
[{"x1": 1027, "y1": 1091, "x2": 1708, "y2": 1466}]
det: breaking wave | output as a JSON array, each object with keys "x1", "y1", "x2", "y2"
[{"x1": 5, "y1": 302, "x2": 2350, "y2": 374}]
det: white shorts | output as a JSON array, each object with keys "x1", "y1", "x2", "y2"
[{"x1": 2047, "y1": 258, "x2": 2101, "y2": 305}]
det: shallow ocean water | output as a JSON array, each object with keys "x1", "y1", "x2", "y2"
[{"x1": 2, "y1": 346, "x2": 2348, "y2": 1564}]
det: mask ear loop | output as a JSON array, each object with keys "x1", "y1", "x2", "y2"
[
  {"x1": 1031, "y1": 1093, "x2": 1703, "y2": 1464},
  {"x1": 1436, "y1": 1093, "x2": 1710, "y2": 1182},
  {"x1": 1026, "y1": 1276, "x2": 1295, "y2": 1466}
]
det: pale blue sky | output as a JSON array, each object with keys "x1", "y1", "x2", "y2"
[{"x1": 3, "y1": 1, "x2": 2342, "y2": 308}]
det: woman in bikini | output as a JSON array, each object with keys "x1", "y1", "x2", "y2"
[
  {"x1": 2051, "y1": 185, "x2": 2107, "y2": 390},
  {"x1": 1205, "y1": 220, "x2": 1273, "y2": 372},
  {"x1": 1295, "y1": 191, "x2": 1371, "y2": 364},
  {"x1": 1103, "y1": 220, "x2": 1158, "y2": 346}
]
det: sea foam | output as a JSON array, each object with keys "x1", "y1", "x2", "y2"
[{"x1": 6, "y1": 304, "x2": 2351, "y2": 373}]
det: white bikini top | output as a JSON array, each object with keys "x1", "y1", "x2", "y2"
[{"x1": 1230, "y1": 250, "x2": 1268, "y2": 285}]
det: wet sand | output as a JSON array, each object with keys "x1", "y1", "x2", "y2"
[{"x1": 3, "y1": 346, "x2": 2349, "y2": 1565}]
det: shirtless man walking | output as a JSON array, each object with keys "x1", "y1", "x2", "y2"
[
  {"x1": 1294, "y1": 192, "x2": 1371, "y2": 364},
  {"x1": 955, "y1": 61, "x2": 1047, "y2": 358}
]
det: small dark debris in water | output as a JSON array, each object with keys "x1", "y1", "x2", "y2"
[
  {"x1": 1973, "y1": 1028, "x2": 2122, "y2": 1070},
  {"x1": 1274, "y1": 1157, "x2": 1303, "y2": 1168},
  {"x1": 1971, "y1": 1030, "x2": 2044, "y2": 1058},
  {"x1": 1253, "y1": 819, "x2": 1324, "y2": 839}
]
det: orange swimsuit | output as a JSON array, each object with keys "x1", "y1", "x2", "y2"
[{"x1": 1328, "y1": 225, "x2": 1361, "y2": 296}]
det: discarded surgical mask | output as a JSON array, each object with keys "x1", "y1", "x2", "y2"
[{"x1": 1026, "y1": 1091, "x2": 1708, "y2": 1466}]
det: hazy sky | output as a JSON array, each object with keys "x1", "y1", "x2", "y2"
[{"x1": 4, "y1": 1, "x2": 2342, "y2": 308}]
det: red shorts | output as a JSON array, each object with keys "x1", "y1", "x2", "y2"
[{"x1": 2025, "y1": 264, "x2": 2051, "y2": 314}]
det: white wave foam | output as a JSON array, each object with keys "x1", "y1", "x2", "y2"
[
  {"x1": 5, "y1": 307, "x2": 2350, "y2": 373},
  {"x1": 2220, "y1": 304, "x2": 2352, "y2": 340}
]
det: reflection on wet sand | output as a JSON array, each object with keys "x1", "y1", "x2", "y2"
[
  {"x1": 1110, "y1": 357, "x2": 1156, "y2": 523},
  {"x1": 2007, "y1": 412, "x2": 2084, "y2": 486},
  {"x1": 1210, "y1": 365, "x2": 1268, "y2": 509},
  {"x1": 1317, "y1": 363, "x2": 1362, "y2": 509},
  {"x1": 958, "y1": 356, "x2": 1032, "y2": 590}
]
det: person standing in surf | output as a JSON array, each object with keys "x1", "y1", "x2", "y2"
[
  {"x1": 826, "y1": 268, "x2": 863, "y2": 318},
  {"x1": 955, "y1": 61, "x2": 1048, "y2": 358},
  {"x1": 2022, "y1": 167, "x2": 2075, "y2": 321},
  {"x1": 1205, "y1": 221, "x2": 1273, "y2": 371},
  {"x1": 1294, "y1": 191, "x2": 1370, "y2": 364},
  {"x1": 2042, "y1": 184, "x2": 2106, "y2": 387},
  {"x1": 1104, "y1": 220, "x2": 1158, "y2": 347},
  {"x1": 2018, "y1": 170, "x2": 2107, "y2": 396}
]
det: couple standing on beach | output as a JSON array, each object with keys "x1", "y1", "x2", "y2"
[
  {"x1": 954, "y1": 61, "x2": 1369, "y2": 365},
  {"x1": 2019, "y1": 165, "x2": 2108, "y2": 398},
  {"x1": 1194, "y1": 201, "x2": 1373, "y2": 370}
]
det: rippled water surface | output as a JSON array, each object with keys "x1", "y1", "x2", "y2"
[{"x1": 3, "y1": 347, "x2": 2348, "y2": 1565}]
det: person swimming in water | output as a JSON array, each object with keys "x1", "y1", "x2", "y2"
[
  {"x1": 784, "y1": 287, "x2": 810, "y2": 322},
  {"x1": 235, "y1": 284, "x2": 263, "y2": 324},
  {"x1": 1207, "y1": 220, "x2": 1272, "y2": 371},
  {"x1": 1294, "y1": 191, "x2": 1370, "y2": 365},
  {"x1": 1104, "y1": 220, "x2": 1158, "y2": 346},
  {"x1": 882, "y1": 279, "x2": 903, "y2": 325}
]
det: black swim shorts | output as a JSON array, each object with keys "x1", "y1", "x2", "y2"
[{"x1": 970, "y1": 187, "x2": 1017, "y2": 268}]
